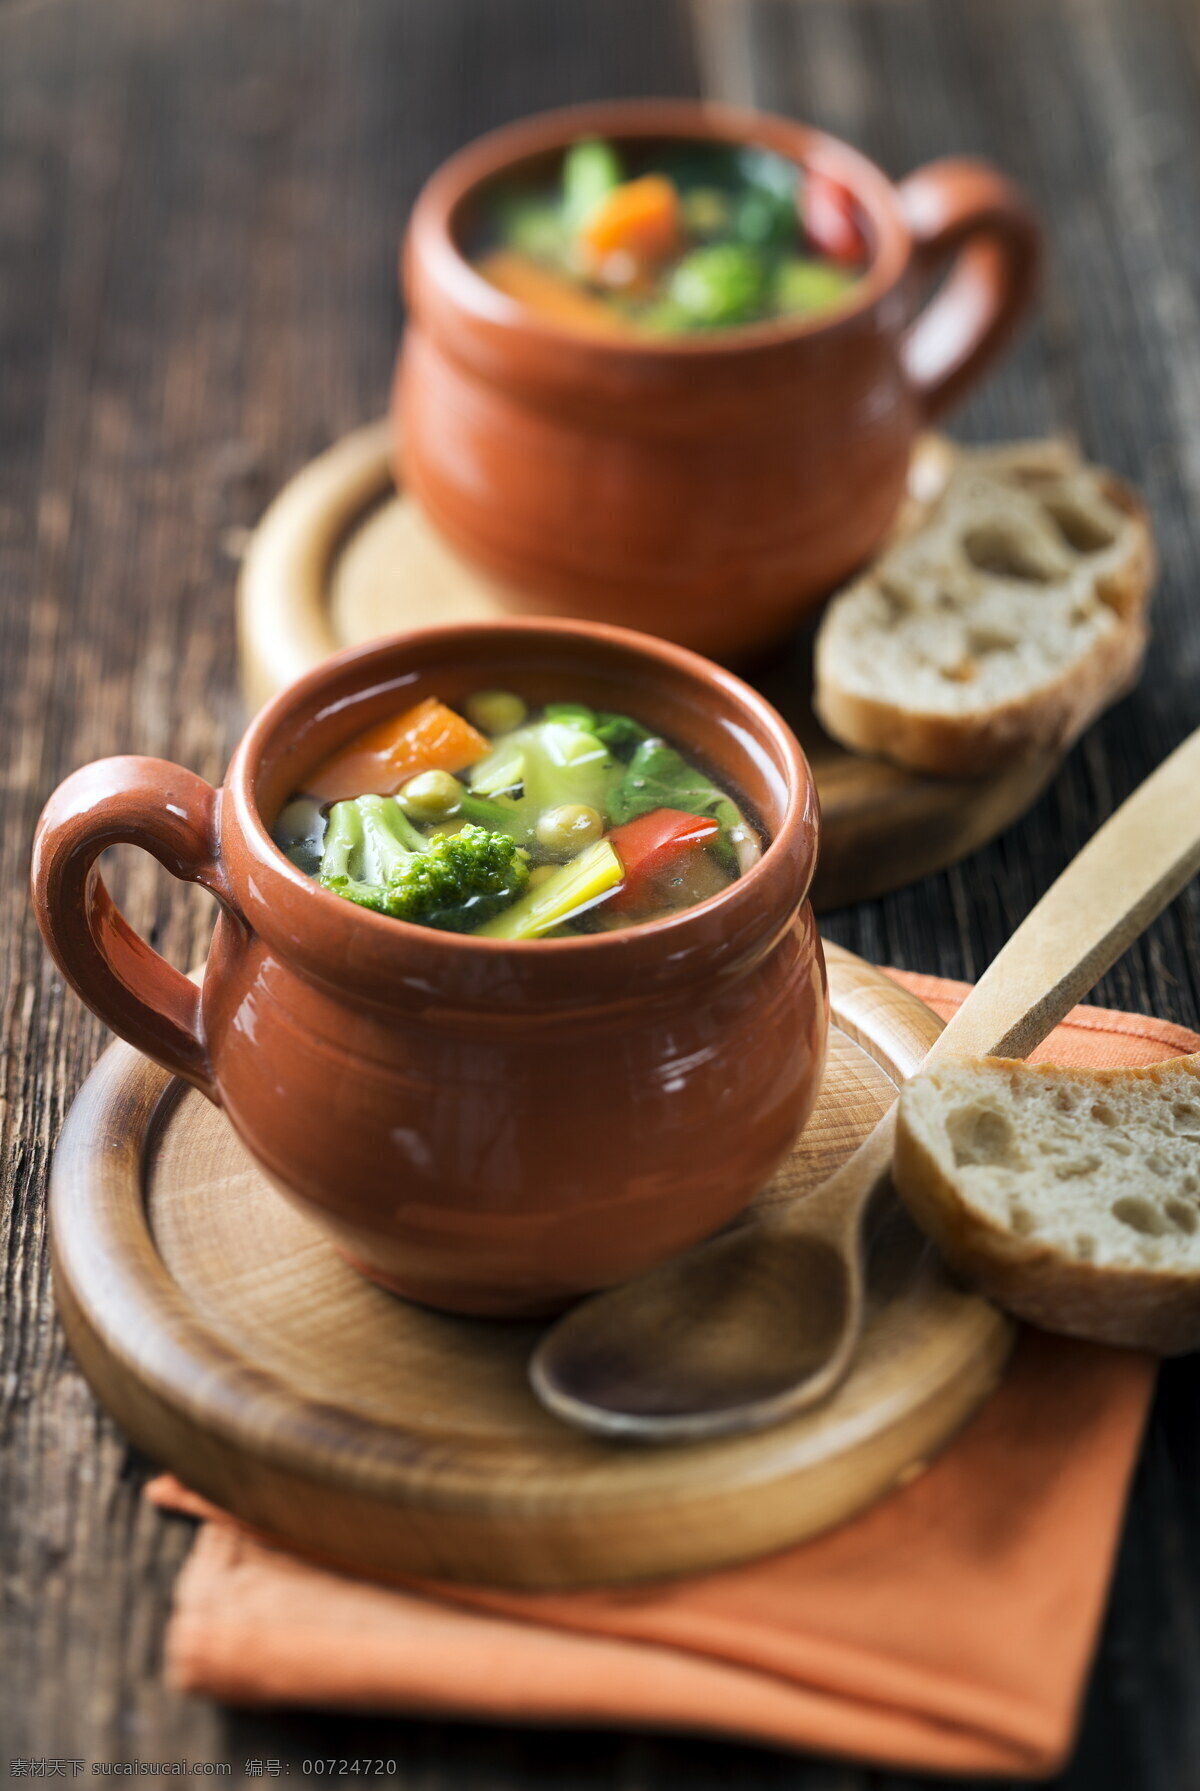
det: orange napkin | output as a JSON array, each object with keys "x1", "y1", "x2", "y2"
[{"x1": 146, "y1": 973, "x2": 1199, "y2": 1778}]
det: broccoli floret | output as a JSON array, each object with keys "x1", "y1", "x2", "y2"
[
  {"x1": 321, "y1": 818, "x2": 529, "y2": 933},
  {"x1": 669, "y1": 244, "x2": 766, "y2": 328},
  {"x1": 320, "y1": 794, "x2": 429, "y2": 890}
]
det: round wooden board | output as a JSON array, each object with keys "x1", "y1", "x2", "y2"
[
  {"x1": 50, "y1": 945, "x2": 1013, "y2": 1590},
  {"x1": 237, "y1": 420, "x2": 1063, "y2": 911}
]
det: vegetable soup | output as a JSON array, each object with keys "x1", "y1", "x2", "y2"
[
  {"x1": 273, "y1": 691, "x2": 762, "y2": 939},
  {"x1": 471, "y1": 136, "x2": 868, "y2": 338}
]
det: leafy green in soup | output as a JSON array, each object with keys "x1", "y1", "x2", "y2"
[
  {"x1": 472, "y1": 137, "x2": 868, "y2": 338},
  {"x1": 273, "y1": 692, "x2": 764, "y2": 939}
]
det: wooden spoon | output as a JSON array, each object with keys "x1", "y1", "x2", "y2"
[{"x1": 531, "y1": 725, "x2": 1200, "y2": 1441}]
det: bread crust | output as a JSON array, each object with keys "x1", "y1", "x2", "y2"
[
  {"x1": 893, "y1": 1056, "x2": 1200, "y2": 1355},
  {"x1": 814, "y1": 451, "x2": 1156, "y2": 779},
  {"x1": 815, "y1": 612, "x2": 1148, "y2": 779}
]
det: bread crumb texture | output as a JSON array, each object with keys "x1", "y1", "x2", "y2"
[
  {"x1": 814, "y1": 442, "x2": 1154, "y2": 775},
  {"x1": 904, "y1": 1056, "x2": 1200, "y2": 1263}
]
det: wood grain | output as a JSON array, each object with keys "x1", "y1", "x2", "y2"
[
  {"x1": 237, "y1": 423, "x2": 1068, "y2": 911},
  {"x1": 533, "y1": 756, "x2": 1200, "y2": 1446},
  {"x1": 49, "y1": 948, "x2": 1012, "y2": 1587},
  {"x1": 5, "y1": 0, "x2": 1200, "y2": 1781}
]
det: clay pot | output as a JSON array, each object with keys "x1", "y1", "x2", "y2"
[
  {"x1": 396, "y1": 100, "x2": 1041, "y2": 660},
  {"x1": 32, "y1": 620, "x2": 826, "y2": 1317}
]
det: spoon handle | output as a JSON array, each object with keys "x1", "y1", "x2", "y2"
[
  {"x1": 795, "y1": 725, "x2": 1200, "y2": 1241},
  {"x1": 531, "y1": 732, "x2": 1200, "y2": 1443},
  {"x1": 929, "y1": 724, "x2": 1200, "y2": 1065}
]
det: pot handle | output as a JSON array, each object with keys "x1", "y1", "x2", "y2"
[
  {"x1": 897, "y1": 158, "x2": 1042, "y2": 421},
  {"x1": 31, "y1": 757, "x2": 236, "y2": 1103}
]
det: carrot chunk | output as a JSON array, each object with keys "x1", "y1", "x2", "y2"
[
  {"x1": 578, "y1": 175, "x2": 683, "y2": 268},
  {"x1": 307, "y1": 698, "x2": 491, "y2": 803},
  {"x1": 476, "y1": 249, "x2": 640, "y2": 338}
]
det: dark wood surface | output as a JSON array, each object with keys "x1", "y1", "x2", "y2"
[{"x1": 3, "y1": 0, "x2": 1200, "y2": 1781}]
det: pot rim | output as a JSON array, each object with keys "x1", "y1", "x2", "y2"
[
  {"x1": 405, "y1": 97, "x2": 912, "y2": 365},
  {"x1": 223, "y1": 618, "x2": 819, "y2": 1001}
]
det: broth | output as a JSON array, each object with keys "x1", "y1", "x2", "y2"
[
  {"x1": 470, "y1": 137, "x2": 869, "y2": 338},
  {"x1": 272, "y1": 690, "x2": 763, "y2": 939}
]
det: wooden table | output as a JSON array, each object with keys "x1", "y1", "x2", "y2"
[{"x1": 3, "y1": 0, "x2": 1200, "y2": 1782}]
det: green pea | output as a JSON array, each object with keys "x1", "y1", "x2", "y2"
[
  {"x1": 682, "y1": 187, "x2": 732, "y2": 239},
  {"x1": 535, "y1": 803, "x2": 604, "y2": 857},
  {"x1": 399, "y1": 770, "x2": 464, "y2": 824},
  {"x1": 465, "y1": 690, "x2": 528, "y2": 736}
]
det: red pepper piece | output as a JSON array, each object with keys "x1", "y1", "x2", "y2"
[
  {"x1": 607, "y1": 808, "x2": 720, "y2": 912},
  {"x1": 805, "y1": 171, "x2": 865, "y2": 266}
]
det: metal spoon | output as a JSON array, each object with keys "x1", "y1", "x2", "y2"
[{"x1": 531, "y1": 725, "x2": 1200, "y2": 1442}]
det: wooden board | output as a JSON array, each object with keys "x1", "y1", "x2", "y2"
[
  {"x1": 49, "y1": 945, "x2": 1013, "y2": 1590},
  {"x1": 10, "y1": 0, "x2": 1200, "y2": 1774},
  {"x1": 237, "y1": 420, "x2": 1063, "y2": 912}
]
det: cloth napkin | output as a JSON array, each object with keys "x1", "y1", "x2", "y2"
[{"x1": 145, "y1": 972, "x2": 1200, "y2": 1778}]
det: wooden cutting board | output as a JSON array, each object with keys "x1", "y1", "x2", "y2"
[
  {"x1": 50, "y1": 944, "x2": 1012, "y2": 1590},
  {"x1": 236, "y1": 421, "x2": 1062, "y2": 911}
]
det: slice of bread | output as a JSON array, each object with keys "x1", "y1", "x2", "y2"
[
  {"x1": 814, "y1": 441, "x2": 1156, "y2": 776},
  {"x1": 893, "y1": 1055, "x2": 1200, "y2": 1353}
]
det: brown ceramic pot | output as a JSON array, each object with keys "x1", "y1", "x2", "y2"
[
  {"x1": 32, "y1": 620, "x2": 826, "y2": 1317},
  {"x1": 396, "y1": 100, "x2": 1042, "y2": 660}
]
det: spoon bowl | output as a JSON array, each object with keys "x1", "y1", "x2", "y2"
[
  {"x1": 531, "y1": 1220, "x2": 855, "y2": 1440},
  {"x1": 533, "y1": 723, "x2": 1200, "y2": 1442}
]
